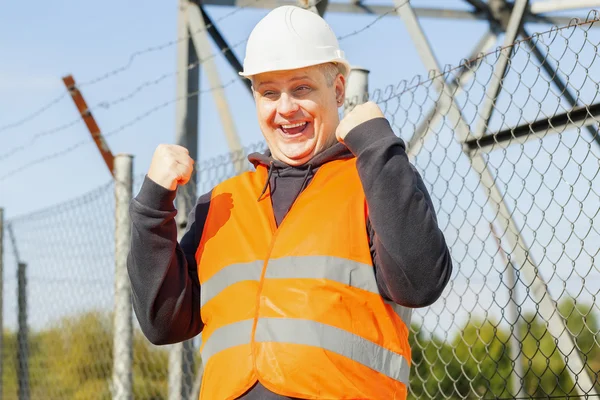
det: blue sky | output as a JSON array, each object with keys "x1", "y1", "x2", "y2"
[
  {"x1": 0, "y1": 0, "x2": 490, "y2": 219},
  {"x1": 1, "y1": 0, "x2": 599, "y2": 336},
  {"x1": 0, "y1": 0, "x2": 592, "y2": 220}
]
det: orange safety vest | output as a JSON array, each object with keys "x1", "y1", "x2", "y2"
[{"x1": 196, "y1": 158, "x2": 412, "y2": 400}]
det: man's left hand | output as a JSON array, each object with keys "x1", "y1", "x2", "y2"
[{"x1": 336, "y1": 101, "x2": 385, "y2": 142}]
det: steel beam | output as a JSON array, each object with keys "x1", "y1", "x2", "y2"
[
  {"x1": 188, "y1": 1, "x2": 244, "y2": 169},
  {"x1": 396, "y1": 4, "x2": 598, "y2": 397},
  {"x1": 531, "y1": 0, "x2": 600, "y2": 14},
  {"x1": 315, "y1": 0, "x2": 328, "y2": 17},
  {"x1": 490, "y1": 222, "x2": 527, "y2": 399},
  {"x1": 170, "y1": 2, "x2": 198, "y2": 399},
  {"x1": 407, "y1": 31, "x2": 498, "y2": 158},
  {"x1": 395, "y1": 0, "x2": 472, "y2": 156},
  {"x1": 465, "y1": 103, "x2": 600, "y2": 151},
  {"x1": 463, "y1": 0, "x2": 490, "y2": 13},
  {"x1": 196, "y1": 3, "x2": 252, "y2": 94},
  {"x1": 533, "y1": 14, "x2": 600, "y2": 26},
  {"x1": 521, "y1": 27, "x2": 600, "y2": 149},
  {"x1": 474, "y1": 0, "x2": 529, "y2": 139},
  {"x1": 298, "y1": 0, "x2": 329, "y2": 16},
  {"x1": 200, "y1": 0, "x2": 600, "y2": 28},
  {"x1": 202, "y1": 1, "x2": 488, "y2": 19}
]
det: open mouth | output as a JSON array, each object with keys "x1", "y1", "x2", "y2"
[{"x1": 280, "y1": 121, "x2": 309, "y2": 136}]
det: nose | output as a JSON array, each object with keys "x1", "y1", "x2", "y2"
[{"x1": 276, "y1": 93, "x2": 299, "y2": 117}]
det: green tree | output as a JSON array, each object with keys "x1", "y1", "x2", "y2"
[
  {"x1": 407, "y1": 298, "x2": 600, "y2": 399},
  {"x1": 2, "y1": 330, "x2": 19, "y2": 399},
  {"x1": 2, "y1": 311, "x2": 173, "y2": 400},
  {"x1": 408, "y1": 325, "x2": 467, "y2": 400},
  {"x1": 451, "y1": 318, "x2": 513, "y2": 399},
  {"x1": 520, "y1": 299, "x2": 600, "y2": 397}
]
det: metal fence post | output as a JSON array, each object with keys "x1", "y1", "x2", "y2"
[
  {"x1": 170, "y1": 1, "x2": 199, "y2": 398},
  {"x1": 113, "y1": 153, "x2": 133, "y2": 400},
  {"x1": 17, "y1": 261, "x2": 29, "y2": 400},
  {"x1": 344, "y1": 67, "x2": 370, "y2": 116}
]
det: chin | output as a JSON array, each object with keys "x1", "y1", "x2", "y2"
[
  {"x1": 280, "y1": 154, "x2": 311, "y2": 166},
  {"x1": 271, "y1": 138, "x2": 312, "y2": 163},
  {"x1": 281, "y1": 145, "x2": 317, "y2": 164}
]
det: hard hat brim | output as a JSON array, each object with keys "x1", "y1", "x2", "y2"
[{"x1": 239, "y1": 59, "x2": 352, "y2": 80}]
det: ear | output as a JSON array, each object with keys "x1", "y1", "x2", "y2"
[{"x1": 335, "y1": 74, "x2": 346, "y2": 106}]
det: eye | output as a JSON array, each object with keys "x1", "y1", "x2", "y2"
[
  {"x1": 261, "y1": 90, "x2": 278, "y2": 99},
  {"x1": 294, "y1": 85, "x2": 311, "y2": 94}
]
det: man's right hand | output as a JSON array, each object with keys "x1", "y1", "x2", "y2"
[{"x1": 147, "y1": 144, "x2": 194, "y2": 191}]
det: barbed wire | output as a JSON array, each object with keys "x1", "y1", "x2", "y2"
[
  {"x1": 0, "y1": 0, "x2": 390, "y2": 139},
  {"x1": 336, "y1": 0, "x2": 410, "y2": 41},
  {"x1": 6, "y1": 179, "x2": 113, "y2": 223},
  {"x1": 3, "y1": 12, "x2": 600, "y2": 397},
  {"x1": 76, "y1": 3, "x2": 253, "y2": 89},
  {"x1": 0, "y1": 0, "x2": 408, "y2": 168},
  {"x1": 0, "y1": 0, "x2": 393, "y2": 140},
  {"x1": 367, "y1": 10, "x2": 600, "y2": 105},
  {"x1": 0, "y1": 92, "x2": 70, "y2": 133},
  {"x1": 0, "y1": 78, "x2": 239, "y2": 183},
  {"x1": 0, "y1": 38, "x2": 249, "y2": 163},
  {"x1": 0, "y1": 1, "x2": 256, "y2": 135},
  {"x1": 3, "y1": 3, "x2": 598, "y2": 184}
]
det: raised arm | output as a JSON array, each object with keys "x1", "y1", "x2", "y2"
[
  {"x1": 338, "y1": 103, "x2": 453, "y2": 308},
  {"x1": 127, "y1": 144, "x2": 208, "y2": 344}
]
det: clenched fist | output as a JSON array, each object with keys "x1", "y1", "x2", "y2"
[
  {"x1": 336, "y1": 101, "x2": 385, "y2": 142},
  {"x1": 147, "y1": 144, "x2": 194, "y2": 191}
]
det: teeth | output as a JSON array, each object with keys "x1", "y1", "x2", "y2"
[{"x1": 281, "y1": 122, "x2": 307, "y2": 129}]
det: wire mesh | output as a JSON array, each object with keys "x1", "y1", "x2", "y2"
[{"x1": 2, "y1": 14, "x2": 600, "y2": 400}]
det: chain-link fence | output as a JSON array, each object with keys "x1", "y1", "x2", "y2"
[{"x1": 3, "y1": 14, "x2": 600, "y2": 400}]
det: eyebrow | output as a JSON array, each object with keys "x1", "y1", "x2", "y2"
[{"x1": 256, "y1": 75, "x2": 312, "y2": 89}]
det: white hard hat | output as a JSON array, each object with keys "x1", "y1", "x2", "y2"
[{"x1": 240, "y1": 5, "x2": 351, "y2": 78}]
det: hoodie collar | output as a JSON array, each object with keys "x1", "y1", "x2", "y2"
[
  {"x1": 250, "y1": 142, "x2": 354, "y2": 201},
  {"x1": 248, "y1": 142, "x2": 354, "y2": 171}
]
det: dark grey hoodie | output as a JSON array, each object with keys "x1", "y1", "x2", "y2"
[{"x1": 127, "y1": 117, "x2": 453, "y2": 399}]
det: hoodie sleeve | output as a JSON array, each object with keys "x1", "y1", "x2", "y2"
[
  {"x1": 127, "y1": 176, "x2": 210, "y2": 345},
  {"x1": 344, "y1": 118, "x2": 453, "y2": 308}
]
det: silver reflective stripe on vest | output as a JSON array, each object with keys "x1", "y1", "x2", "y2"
[
  {"x1": 202, "y1": 257, "x2": 413, "y2": 328},
  {"x1": 266, "y1": 256, "x2": 379, "y2": 293},
  {"x1": 255, "y1": 318, "x2": 410, "y2": 385},
  {"x1": 201, "y1": 319, "x2": 253, "y2": 363},
  {"x1": 201, "y1": 256, "x2": 378, "y2": 306},
  {"x1": 201, "y1": 260, "x2": 263, "y2": 306},
  {"x1": 201, "y1": 318, "x2": 410, "y2": 385}
]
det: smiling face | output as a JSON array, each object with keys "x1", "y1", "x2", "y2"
[{"x1": 251, "y1": 64, "x2": 346, "y2": 166}]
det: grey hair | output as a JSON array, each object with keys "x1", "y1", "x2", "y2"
[
  {"x1": 250, "y1": 62, "x2": 341, "y2": 90},
  {"x1": 318, "y1": 62, "x2": 342, "y2": 87}
]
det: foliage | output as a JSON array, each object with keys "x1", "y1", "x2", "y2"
[
  {"x1": 1, "y1": 298, "x2": 598, "y2": 399},
  {"x1": 2, "y1": 311, "x2": 172, "y2": 400},
  {"x1": 408, "y1": 298, "x2": 600, "y2": 399}
]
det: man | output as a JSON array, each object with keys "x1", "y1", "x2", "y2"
[{"x1": 128, "y1": 5, "x2": 452, "y2": 400}]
